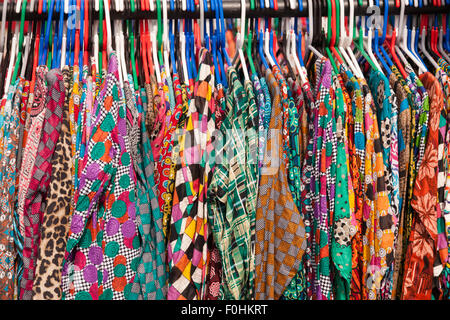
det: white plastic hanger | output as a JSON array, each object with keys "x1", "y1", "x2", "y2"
[
  {"x1": 395, "y1": 0, "x2": 427, "y2": 73},
  {"x1": 15, "y1": 0, "x2": 23, "y2": 13},
  {"x1": 180, "y1": 30, "x2": 189, "y2": 86},
  {"x1": 162, "y1": 0, "x2": 171, "y2": 78},
  {"x1": 103, "y1": 0, "x2": 113, "y2": 56},
  {"x1": 419, "y1": 25, "x2": 439, "y2": 70},
  {"x1": 151, "y1": 25, "x2": 161, "y2": 83},
  {"x1": 0, "y1": 0, "x2": 9, "y2": 66},
  {"x1": 291, "y1": 30, "x2": 309, "y2": 85},
  {"x1": 115, "y1": 21, "x2": 124, "y2": 88},
  {"x1": 364, "y1": 0, "x2": 384, "y2": 74},
  {"x1": 264, "y1": 29, "x2": 276, "y2": 67},
  {"x1": 61, "y1": 24, "x2": 67, "y2": 69},
  {"x1": 285, "y1": 18, "x2": 295, "y2": 73},
  {"x1": 4, "y1": 32, "x2": 18, "y2": 94},
  {"x1": 93, "y1": 20, "x2": 99, "y2": 71},
  {"x1": 233, "y1": 0, "x2": 250, "y2": 81},
  {"x1": 338, "y1": 0, "x2": 364, "y2": 78},
  {"x1": 20, "y1": 33, "x2": 31, "y2": 78}
]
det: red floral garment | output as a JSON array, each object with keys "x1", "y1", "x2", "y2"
[{"x1": 401, "y1": 73, "x2": 445, "y2": 300}]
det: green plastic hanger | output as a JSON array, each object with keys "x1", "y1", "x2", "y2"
[
  {"x1": 353, "y1": 0, "x2": 378, "y2": 71},
  {"x1": 99, "y1": 0, "x2": 104, "y2": 73},
  {"x1": 325, "y1": 0, "x2": 339, "y2": 74},
  {"x1": 156, "y1": 0, "x2": 164, "y2": 69},
  {"x1": 333, "y1": 0, "x2": 345, "y2": 61},
  {"x1": 247, "y1": 28, "x2": 257, "y2": 76},
  {"x1": 129, "y1": 0, "x2": 138, "y2": 90},
  {"x1": 11, "y1": 0, "x2": 26, "y2": 85}
]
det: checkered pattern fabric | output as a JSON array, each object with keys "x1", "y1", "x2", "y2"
[
  {"x1": 167, "y1": 48, "x2": 215, "y2": 300},
  {"x1": 129, "y1": 86, "x2": 167, "y2": 300},
  {"x1": 20, "y1": 70, "x2": 65, "y2": 299},
  {"x1": 254, "y1": 67, "x2": 306, "y2": 300},
  {"x1": 31, "y1": 68, "x2": 72, "y2": 300},
  {"x1": 17, "y1": 66, "x2": 49, "y2": 240},
  {"x1": 61, "y1": 53, "x2": 140, "y2": 300}
]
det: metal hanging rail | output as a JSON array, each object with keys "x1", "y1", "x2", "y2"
[{"x1": 0, "y1": 0, "x2": 448, "y2": 20}]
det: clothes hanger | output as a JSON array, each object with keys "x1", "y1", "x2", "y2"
[
  {"x1": 211, "y1": 0, "x2": 226, "y2": 87},
  {"x1": 129, "y1": 0, "x2": 139, "y2": 90},
  {"x1": 83, "y1": 0, "x2": 89, "y2": 68},
  {"x1": 396, "y1": 0, "x2": 428, "y2": 73},
  {"x1": 232, "y1": 0, "x2": 250, "y2": 81},
  {"x1": 0, "y1": 0, "x2": 9, "y2": 67},
  {"x1": 119, "y1": 1, "x2": 129, "y2": 87},
  {"x1": 217, "y1": 0, "x2": 230, "y2": 86},
  {"x1": 437, "y1": 13, "x2": 450, "y2": 62},
  {"x1": 209, "y1": 0, "x2": 222, "y2": 86},
  {"x1": 98, "y1": 0, "x2": 104, "y2": 72},
  {"x1": 169, "y1": 0, "x2": 178, "y2": 78},
  {"x1": 338, "y1": 0, "x2": 363, "y2": 78},
  {"x1": 331, "y1": 0, "x2": 346, "y2": 63},
  {"x1": 419, "y1": 12, "x2": 439, "y2": 70},
  {"x1": 9, "y1": 0, "x2": 27, "y2": 89},
  {"x1": 384, "y1": 0, "x2": 408, "y2": 78},
  {"x1": 73, "y1": 0, "x2": 81, "y2": 70},
  {"x1": 362, "y1": 0, "x2": 384, "y2": 73},
  {"x1": 353, "y1": 0, "x2": 379, "y2": 71},
  {"x1": 139, "y1": 20, "x2": 150, "y2": 86},
  {"x1": 373, "y1": 0, "x2": 392, "y2": 75},
  {"x1": 324, "y1": 0, "x2": 340, "y2": 74}
]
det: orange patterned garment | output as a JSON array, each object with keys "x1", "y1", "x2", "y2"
[{"x1": 401, "y1": 72, "x2": 445, "y2": 300}]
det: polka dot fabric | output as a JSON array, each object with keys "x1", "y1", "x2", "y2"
[{"x1": 61, "y1": 53, "x2": 140, "y2": 300}]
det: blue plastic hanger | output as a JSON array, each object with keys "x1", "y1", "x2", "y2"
[
  {"x1": 258, "y1": 30, "x2": 269, "y2": 70},
  {"x1": 79, "y1": 0, "x2": 84, "y2": 75},
  {"x1": 40, "y1": 0, "x2": 55, "y2": 66},
  {"x1": 210, "y1": 0, "x2": 223, "y2": 86},
  {"x1": 51, "y1": 0, "x2": 59, "y2": 69},
  {"x1": 70, "y1": 0, "x2": 75, "y2": 67},
  {"x1": 374, "y1": 0, "x2": 391, "y2": 75},
  {"x1": 212, "y1": 0, "x2": 227, "y2": 87},
  {"x1": 377, "y1": 0, "x2": 394, "y2": 68},
  {"x1": 297, "y1": 31, "x2": 305, "y2": 68},
  {"x1": 217, "y1": 0, "x2": 231, "y2": 88}
]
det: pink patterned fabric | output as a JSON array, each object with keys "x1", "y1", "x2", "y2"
[{"x1": 20, "y1": 69, "x2": 66, "y2": 300}]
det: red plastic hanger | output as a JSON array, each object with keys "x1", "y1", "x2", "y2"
[
  {"x1": 83, "y1": 0, "x2": 89, "y2": 66},
  {"x1": 330, "y1": 0, "x2": 344, "y2": 65},
  {"x1": 384, "y1": 0, "x2": 408, "y2": 79},
  {"x1": 30, "y1": 22, "x2": 41, "y2": 94},
  {"x1": 74, "y1": 0, "x2": 81, "y2": 67}
]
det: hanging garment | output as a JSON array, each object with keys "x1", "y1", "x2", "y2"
[
  {"x1": 254, "y1": 66, "x2": 306, "y2": 300},
  {"x1": 31, "y1": 67, "x2": 73, "y2": 300},
  {"x1": 20, "y1": 69, "x2": 65, "y2": 299},
  {"x1": 0, "y1": 79, "x2": 21, "y2": 300},
  {"x1": 168, "y1": 48, "x2": 215, "y2": 300},
  {"x1": 61, "y1": 53, "x2": 140, "y2": 300},
  {"x1": 402, "y1": 72, "x2": 445, "y2": 300}
]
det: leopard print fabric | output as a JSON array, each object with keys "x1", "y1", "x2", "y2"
[{"x1": 31, "y1": 67, "x2": 73, "y2": 300}]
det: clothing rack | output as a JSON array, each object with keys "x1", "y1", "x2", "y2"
[{"x1": 0, "y1": 0, "x2": 449, "y2": 21}]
